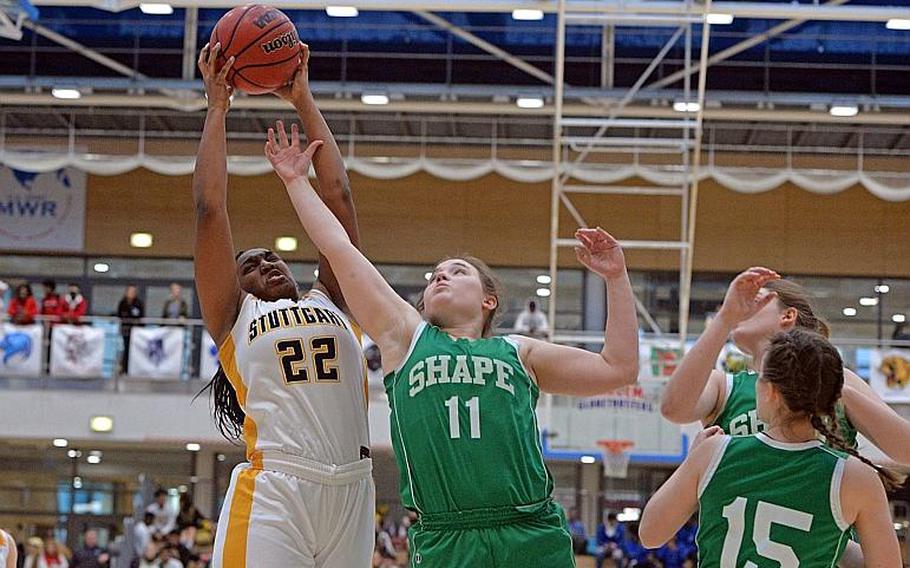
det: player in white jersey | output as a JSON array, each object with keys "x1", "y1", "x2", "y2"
[
  {"x1": 0, "y1": 530, "x2": 17, "y2": 568},
  {"x1": 195, "y1": 44, "x2": 373, "y2": 567}
]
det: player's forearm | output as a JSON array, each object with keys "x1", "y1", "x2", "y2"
[
  {"x1": 599, "y1": 270, "x2": 639, "y2": 385},
  {"x1": 292, "y1": 90, "x2": 350, "y2": 201},
  {"x1": 661, "y1": 313, "x2": 732, "y2": 422},
  {"x1": 843, "y1": 384, "x2": 910, "y2": 465},
  {"x1": 193, "y1": 108, "x2": 229, "y2": 214},
  {"x1": 285, "y1": 176, "x2": 353, "y2": 257}
]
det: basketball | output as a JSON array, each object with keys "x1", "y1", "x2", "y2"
[{"x1": 209, "y1": 4, "x2": 300, "y2": 95}]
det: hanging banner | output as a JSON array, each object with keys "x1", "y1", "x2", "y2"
[
  {"x1": 0, "y1": 167, "x2": 86, "y2": 251},
  {"x1": 128, "y1": 326, "x2": 186, "y2": 379},
  {"x1": 869, "y1": 348, "x2": 910, "y2": 403},
  {"x1": 0, "y1": 323, "x2": 43, "y2": 376},
  {"x1": 639, "y1": 338, "x2": 685, "y2": 381},
  {"x1": 50, "y1": 324, "x2": 105, "y2": 377},
  {"x1": 198, "y1": 332, "x2": 220, "y2": 380}
]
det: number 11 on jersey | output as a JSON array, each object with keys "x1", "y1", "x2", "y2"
[{"x1": 445, "y1": 396, "x2": 481, "y2": 439}]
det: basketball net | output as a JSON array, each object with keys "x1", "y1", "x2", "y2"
[{"x1": 597, "y1": 439, "x2": 634, "y2": 479}]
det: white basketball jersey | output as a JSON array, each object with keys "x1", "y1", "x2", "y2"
[
  {"x1": 220, "y1": 288, "x2": 369, "y2": 467},
  {"x1": 0, "y1": 530, "x2": 10, "y2": 565}
]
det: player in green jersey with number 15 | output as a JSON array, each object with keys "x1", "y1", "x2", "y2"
[
  {"x1": 264, "y1": 121, "x2": 640, "y2": 567},
  {"x1": 640, "y1": 329, "x2": 900, "y2": 566}
]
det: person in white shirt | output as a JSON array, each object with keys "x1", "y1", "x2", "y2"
[
  {"x1": 145, "y1": 490, "x2": 176, "y2": 537},
  {"x1": 133, "y1": 512, "x2": 156, "y2": 558},
  {"x1": 514, "y1": 299, "x2": 549, "y2": 339}
]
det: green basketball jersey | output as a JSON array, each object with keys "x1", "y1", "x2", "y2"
[
  {"x1": 697, "y1": 433, "x2": 851, "y2": 567},
  {"x1": 384, "y1": 322, "x2": 552, "y2": 514},
  {"x1": 712, "y1": 370, "x2": 857, "y2": 446}
]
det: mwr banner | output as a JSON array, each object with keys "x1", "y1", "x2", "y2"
[
  {"x1": 869, "y1": 348, "x2": 910, "y2": 403},
  {"x1": 0, "y1": 323, "x2": 43, "y2": 376},
  {"x1": 198, "y1": 332, "x2": 220, "y2": 380},
  {"x1": 50, "y1": 324, "x2": 105, "y2": 377},
  {"x1": 128, "y1": 326, "x2": 186, "y2": 379},
  {"x1": 0, "y1": 167, "x2": 86, "y2": 251}
]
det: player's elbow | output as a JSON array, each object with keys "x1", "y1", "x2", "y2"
[
  {"x1": 660, "y1": 398, "x2": 685, "y2": 423},
  {"x1": 637, "y1": 514, "x2": 666, "y2": 549}
]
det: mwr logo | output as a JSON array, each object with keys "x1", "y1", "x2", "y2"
[
  {"x1": 254, "y1": 9, "x2": 279, "y2": 29},
  {"x1": 261, "y1": 31, "x2": 297, "y2": 55},
  {"x1": 0, "y1": 167, "x2": 84, "y2": 248}
]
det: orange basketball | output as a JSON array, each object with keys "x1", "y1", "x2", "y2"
[{"x1": 210, "y1": 5, "x2": 300, "y2": 95}]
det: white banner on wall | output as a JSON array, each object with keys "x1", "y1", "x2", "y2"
[
  {"x1": 869, "y1": 348, "x2": 910, "y2": 403},
  {"x1": 0, "y1": 323, "x2": 43, "y2": 376},
  {"x1": 50, "y1": 324, "x2": 105, "y2": 377},
  {"x1": 0, "y1": 166, "x2": 86, "y2": 251},
  {"x1": 128, "y1": 326, "x2": 186, "y2": 379},
  {"x1": 199, "y1": 332, "x2": 220, "y2": 380}
]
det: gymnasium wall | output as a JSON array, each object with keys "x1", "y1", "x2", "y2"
[{"x1": 83, "y1": 167, "x2": 910, "y2": 277}]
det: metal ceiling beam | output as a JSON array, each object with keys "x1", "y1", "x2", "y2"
[
  {"x1": 28, "y1": 0, "x2": 910, "y2": 21},
  {"x1": 644, "y1": 0, "x2": 852, "y2": 91},
  {"x1": 412, "y1": 11, "x2": 554, "y2": 85},
  {"x1": 182, "y1": 7, "x2": 198, "y2": 81}
]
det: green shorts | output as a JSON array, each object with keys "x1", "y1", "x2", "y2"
[{"x1": 407, "y1": 499, "x2": 576, "y2": 568}]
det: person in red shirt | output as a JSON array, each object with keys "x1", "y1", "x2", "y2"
[
  {"x1": 60, "y1": 283, "x2": 88, "y2": 325},
  {"x1": 7, "y1": 284, "x2": 38, "y2": 325},
  {"x1": 40, "y1": 279, "x2": 63, "y2": 322}
]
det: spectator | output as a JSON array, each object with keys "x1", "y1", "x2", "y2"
[
  {"x1": 136, "y1": 543, "x2": 160, "y2": 568},
  {"x1": 42, "y1": 540, "x2": 68, "y2": 568},
  {"x1": 0, "y1": 279, "x2": 9, "y2": 313},
  {"x1": 39, "y1": 280, "x2": 63, "y2": 322},
  {"x1": 133, "y1": 513, "x2": 156, "y2": 559},
  {"x1": 657, "y1": 538, "x2": 685, "y2": 568},
  {"x1": 676, "y1": 517, "x2": 697, "y2": 556},
  {"x1": 513, "y1": 299, "x2": 549, "y2": 339},
  {"x1": 373, "y1": 522, "x2": 397, "y2": 568},
  {"x1": 175, "y1": 494, "x2": 205, "y2": 548},
  {"x1": 566, "y1": 507, "x2": 588, "y2": 555},
  {"x1": 22, "y1": 537, "x2": 47, "y2": 568},
  {"x1": 7, "y1": 284, "x2": 38, "y2": 325},
  {"x1": 161, "y1": 284, "x2": 188, "y2": 321},
  {"x1": 60, "y1": 284, "x2": 88, "y2": 325},
  {"x1": 117, "y1": 285, "x2": 144, "y2": 373},
  {"x1": 71, "y1": 530, "x2": 109, "y2": 568},
  {"x1": 595, "y1": 512, "x2": 626, "y2": 568},
  {"x1": 363, "y1": 337, "x2": 384, "y2": 388},
  {"x1": 623, "y1": 528, "x2": 649, "y2": 566},
  {"x1": 157, "y1": 546, "x2": 183, "y2": 568},
  {"x1": 163, "y1": 531, "x2": 195, "y2": 568},
  {"x1": 145, "y1": 489, "x2": 175, "y2": 538}
]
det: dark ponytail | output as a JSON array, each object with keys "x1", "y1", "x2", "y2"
[
  {"x1": 764, "y1": 329, "x2": 902, "y2": 491},
  {"x1": 195, "y1": 365, "x2": 246, "y2": 443}
]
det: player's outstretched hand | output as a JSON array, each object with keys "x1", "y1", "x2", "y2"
[
  {"x1": 691, "y1": 425, "x2": 723, "y2": 452},
  {"x1": 264, "y1": 120, "x2": 323, "y2": 185},
  {"x1": 198, "y1": 42, "x2": 234, "y2": 112},
  {"x1": 716, "y1": 267, "x2": 780, "y2": 325},
  {"x1": 574, "y1": 227, "x2": 627, "y2": 279}
]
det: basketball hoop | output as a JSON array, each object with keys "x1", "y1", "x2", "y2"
[{"x1": 597, "y1": 439, "x2": 634, "y2": 479}]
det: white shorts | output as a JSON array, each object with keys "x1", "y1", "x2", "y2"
[{"x1": 212, "y1": 451, "x2": 374, "y2": 568}]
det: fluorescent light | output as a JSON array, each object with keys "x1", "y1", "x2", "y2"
[
  {"x1": 512, "y1": 9, "x2": 544, "y2": 21},
  {"x1": 361, "y1": 94, "x2": 389, "y2": 105},
  {"x1": 130, "y1": 232, "x2": 153, "y2": 248},
  {"x1": 859, "y1": 297, "x2": 879, "y2": 307},
  {"x1": 326, "y1": 6, "x2": 358, "y2": 17},
  {"x1": 178, "y1": 485, "x2": 188, "y2": 493},
  {"x1": 93, "y1": 262, "x2": 110, "y2": 273},
  {"x1": 52, "y1": 88, "x2": 81, "y2": 100},
  {"x1": 53, "y1": 438, "x2": 69, "y2": 448},
  {"x1": 536, "y1": 274, "x2": 552, "y2": 285},
  {"x1": 580, "y1": 455, "x2": 596, "y2": 464},
  {"x1": 886, "y1": 18, "x2": 910, "y2": 30},
  {"x1": 536, "y1": 287, "x2": 551, "y2": 298},
  {"x1": 67, "y1": 449, "x2": 81, "y2": 459},
  {"x1": 140, "y1": 3, "x2": 173, "y2": 15},
  {"x1": 706, "y1": 13, "x2": 734, "y2": 25},
  {"x1": 842, "y1": 307, "x2": 857, "y2": 317},
  {"x1": 86, "y1": 455, "x2": 101, "y2": 464},
  {"x1": 516, "y1": 96, "x2": 545, "y2": 109},
  {"x1": 217, "y1": 453, "x2": 226, "y2": 462},
  {"x1": 893, "y1": 314, "x2": 907, "y2": 324},
  {"x1": 73, "y1": 477, "x2": 83, "y2": 489},
  {"x1": 90, "y1": 415, "x2": 114, "y2": 433},
  {"x1": 274, "y1": 236, "x2": 297, "y2": 252},
  {"x1": 829, "y1": 105, "x2": 858, "y2": 117},
  {"x1": 186, "y1": 443, "x2": 201, "y2": 452},
  {"x1": 874, "y1": 284, "x2": 890, "y2": 294},
  {"x1": 673, "y1": 101, "x2": 700, "y2": 112},
  {"x1": 424, "y1": 272, "x2": 432, "y2": 281}
]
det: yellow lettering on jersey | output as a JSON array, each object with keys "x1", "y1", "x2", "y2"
[{"x1": 247, "y1": 305, "x2": 350, "y2": 344}]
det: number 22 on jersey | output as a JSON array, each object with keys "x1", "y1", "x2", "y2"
[{"x1": 275, "y1": 336, "x2": 339, "y2": 384}]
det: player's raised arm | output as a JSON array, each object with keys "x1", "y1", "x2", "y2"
[
  {"x1": 661, "y1": 267, "x2": 779, "y2": 424},
  {"x1": 272, "y1": 45, "x2": 360, "y2": 312},
  {"x1": 842, "y1": 370, "x2": 910, "y2": 466},
  {"x1": 515, "y1": 228, "x2": 638, "y2": 396},
  {"x1": 193, "y1": 43, "x2": 243, "y2": 346},
  {"x1": 264, "y1": 121, "x2": 423, "y2": 370}
]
